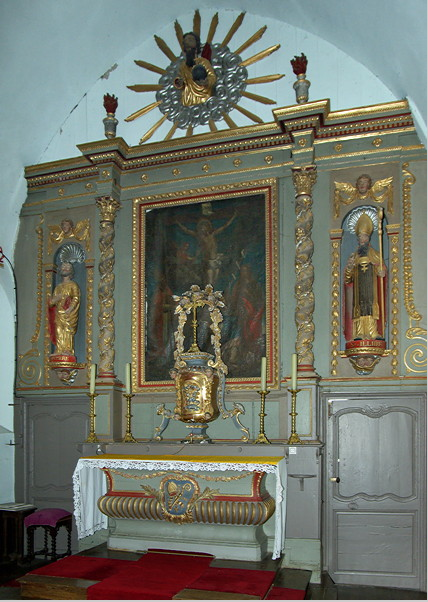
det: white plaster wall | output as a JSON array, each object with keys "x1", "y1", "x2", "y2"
[
  {"x1": 39, "y1": 9, "x2": 396, "y2": 162},
  {"x1": 0, "y1": 279, "x2": 15, "y2": 503}
]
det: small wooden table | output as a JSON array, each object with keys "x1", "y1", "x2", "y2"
[{"x1": 0, "y1": 503, "x2": 36, "y2": 562}]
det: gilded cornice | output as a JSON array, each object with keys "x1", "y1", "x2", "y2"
[
  {"x1": 26, "y1": 165, "x2": 98, "y2": 188},
  {"x1": 23, "y1": 100, "x2": 421, "y2": 191}
]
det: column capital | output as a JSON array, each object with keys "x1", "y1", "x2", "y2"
[
  {"x1": 96, "y1": 196, "x2": 121, "y2": 222},
  {"x1": 292, "y1": 165, "x2": 317, "y2": 196}
]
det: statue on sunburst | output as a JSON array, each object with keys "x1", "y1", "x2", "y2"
[{"x1": 126, "y1": 10, "x2": 285, "y2": 143}]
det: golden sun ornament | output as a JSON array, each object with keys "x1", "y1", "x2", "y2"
[{"x1": 125, "y1": 10, "x2": 284, "y2": 144}]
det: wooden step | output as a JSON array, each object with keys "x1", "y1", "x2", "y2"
[{"x1": 18, "y1": 574, "x2": 98, "y2": 600}]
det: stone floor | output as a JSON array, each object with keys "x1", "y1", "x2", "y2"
[{"x1": 0, "y1": 544, "x2": 426, "y2": 600}]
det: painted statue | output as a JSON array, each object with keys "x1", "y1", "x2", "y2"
[
  {"x1": 48, "y1": 261, "x2": 81, "y2": 357},
  {"x1": 343, "y1": 212, "x2": 386, "y2": 342},
  {"x1": 173, "y1": 31, "x2": 216, "y2": 106}
]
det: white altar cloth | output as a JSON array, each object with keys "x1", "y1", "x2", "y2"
[{"x1": 72, "y1": 454, "x2": 287, "y2": 559}]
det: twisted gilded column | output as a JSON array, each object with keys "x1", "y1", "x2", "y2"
[
  {"x1": 292, "y1": 165, "x2": 317, "y2": 373},
  {"x1": 96, "y1": 196, "x2": 121, "y2": 378}
]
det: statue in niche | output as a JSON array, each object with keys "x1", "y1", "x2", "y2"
[
  {"x1": 344, "y1": 212, "x2": 386, "y2": 342},
  {"x1": 334, "y1": 173, "x2": 393, "y2": 218},
  {"x1": 173, "y1": 31, "x2": 216, "y2": 106},
  {"x1": 342, "y1": 207, "x2": 389, "y2": 375},
  {"x1": 48, "y1": 261, "x2": 81, "y2": 358},
  {"x1": 48, "y1": 218, "x2": 90, "y2": 253}
]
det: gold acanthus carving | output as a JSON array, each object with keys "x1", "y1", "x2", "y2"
[
  {"x1": 330, "y1": 232, "x2": 342, "y2": 375},
  {"x1": 97, "y1": 196, "x2": 121, "y2": 222},
  {"x1": 401, "y1": 163, "x2": 427, "y2": 374},
  {"x1": 292, "y1": 165, "x2": 317, "y2": 196},
  {"x1": 96, "y1": 196, "x2": 121, "y2": 375},
  {"x1": 387, "y1": 227, "x2": 400, "y2": 375},
  {"x1": 402, "y1": 164, "x2": 422, "y2": 322},
  {"x1": 292, "y1": 166, "x2": 317, "y2": 369}
]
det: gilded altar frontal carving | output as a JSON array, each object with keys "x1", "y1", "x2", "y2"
[{"x1": 98, "y1": 468, "x2": 275, "y2": 526}]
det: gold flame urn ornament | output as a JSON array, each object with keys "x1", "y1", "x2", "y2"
[{"x1": 154, "y1": 284, "x2": 249, "y2": 443}]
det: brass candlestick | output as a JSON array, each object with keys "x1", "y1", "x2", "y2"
[
  {"x1": 85, "y1": 393, "x2": 99, "y2": 443},
  {"x1": 122, "y1": 393, "x2": 137, "y2": 443},
  {"x1": 254, "y1": 390, "x2": 271, "y2": 444},
  {"x1": 287, "y1": 388, "x2": 301, "y2": 444}
]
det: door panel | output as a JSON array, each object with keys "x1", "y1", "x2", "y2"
[
  {"x1": 323, "y1": 392, "x2": 426, "y2": 590},
  {"x1": 16, "y1": 396, "x2": 89, "y2": 554}
]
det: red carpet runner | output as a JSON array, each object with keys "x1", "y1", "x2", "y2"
[
  {"x1": 21, "y1": 549, "x2": 306, "y2": 599},
  {"x1": 184, "y1": 566, "x2": 276, "y2": 598}
]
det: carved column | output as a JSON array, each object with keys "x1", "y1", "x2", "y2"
[
  {"x1": 292, "y1": 165, "x2": 317, "y2": 374},
  {"x1": 96, "y1": 196, "x2": 121, "y2": 378}
]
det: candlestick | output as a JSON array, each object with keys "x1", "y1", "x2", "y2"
[
  {"x1": 260, "y1": 356, "x2": 267, "y2": 391},
  {"x1": 89, "y1": 364, "x2": 97, "y2": 395},
  {"x1": 85, "y1": 392, "x2": 99, "y2": 443},
  {"x1": 122, "y1": 393, "x2": 137, "y2": 443},
  {"x1": 287, "y1": 387, "x2": 301, "y2": 444},
  {"x1": 291, "y1": 353, "x2": 297, "y2": 390},
  {"x1": 254, "y1": 390, "x2": 271, "y2": 444},
  {"x1": 125, "y1": 363, "x2": 131, "y2": 394}
]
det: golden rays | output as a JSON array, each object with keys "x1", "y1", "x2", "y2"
[{"x1": 126, "y1": 10, "x2": 284, "y2": 143}]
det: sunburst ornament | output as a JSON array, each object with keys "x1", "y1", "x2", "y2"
[{"x1": 125, "y1": 10, "x2": 284, "y2": 143}]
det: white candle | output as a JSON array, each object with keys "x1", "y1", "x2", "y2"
[
  {"x1": 291, "y1": 353, "x2": 297, "y2": 390},
  {"x1": 260, "y1": 357, "x2": 267, "y2": 391},
  {"x1": 125, "y1": 363, "x2": 131, "y2": 394},
  {"x1": 89, "y1": 364, "x2": 97, "y2": 395}
]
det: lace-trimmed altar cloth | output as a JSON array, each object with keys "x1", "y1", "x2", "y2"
[{"x1": 72, "y1": 454, "x2": 287, "y2": 559}]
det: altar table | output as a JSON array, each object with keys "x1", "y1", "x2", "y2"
[{"x1": 72, "y1": 454, "x2": 287, "y2": 559}]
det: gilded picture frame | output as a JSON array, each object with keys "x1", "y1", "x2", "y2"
[{"x1": 132, "y1": 179, "x2": 279, "y2": 391}]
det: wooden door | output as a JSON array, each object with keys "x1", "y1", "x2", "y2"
[
  {"x1": 15, "y1": 396, "x2": 89, "y2": 554},
  {"x1": 323, "y1": 391, "x2": 426, "y2": 591}
]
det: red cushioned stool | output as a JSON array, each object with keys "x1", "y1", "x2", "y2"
[{"x1": 24, "y1": 508, "x2": 72, "y2": 562}]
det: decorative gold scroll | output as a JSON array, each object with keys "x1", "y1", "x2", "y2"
[{"x1": 402, "y1": 163, "x2": 427, "y2": 374}]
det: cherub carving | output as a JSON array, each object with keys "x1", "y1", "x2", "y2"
[
  {"x1": 48, "y1": 218, "x2": 90, "y2": 254},
  {"x1": 333, "y1": 173, "x2": 393, "y2": 218}
]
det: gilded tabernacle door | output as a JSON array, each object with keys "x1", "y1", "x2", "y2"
[{"x1": 132, "y1": 180, "x2": 278, "y2": 392}]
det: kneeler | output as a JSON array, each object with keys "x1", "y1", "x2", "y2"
[{"x1": 24, "y1": 507, "x2": 72, "y2": 562}]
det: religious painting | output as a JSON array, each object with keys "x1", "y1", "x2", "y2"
[{"x1": 133, "y1": 180, "x2": 278, "y2": 391}]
